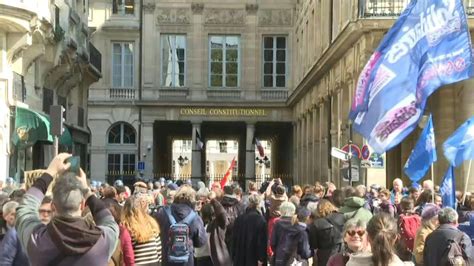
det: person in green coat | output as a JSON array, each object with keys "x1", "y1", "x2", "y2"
[{"x1": 339, "y1": 196, "x2": 373, "y2": 223}]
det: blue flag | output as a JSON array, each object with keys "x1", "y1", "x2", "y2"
[
  {"x1": 440, "y1": 166, "x2": 456, "y2": 208},
  {"x1": 349, "y1": 0, "x2": 473, "y2": 154},
  {"x1": 404, "y1": 115, "x2": 437, "y2": 183},
  {"x1": 443, "y1": 116, "x2": 474, "y2": 167}
]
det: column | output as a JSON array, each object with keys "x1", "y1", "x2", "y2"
[
  {"x1": 245, "y1": 123, "x2": 256, "y2": 187},
  {"x1": 300, "y1": 118, "x2": 305, "y2": 183},
  {"x1": 306, "y1": 111, "x2": 312, "y2": 182},
  {"x1": 191, "y1": 123, "x2": 202, "y2": 184},
  {"x1": 293, "y1": 122, "x2": 299, "y2": 184},
  {"x1": 141, "y1": 122, "x2": 154, "y2": 178},
  {"x1": 313, "y1": 107, "x2": 318, "y2": 180}
]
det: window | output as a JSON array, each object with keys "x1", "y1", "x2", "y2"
[
  {"x1": 161, "y1": 35, "x2": 186, "y2": 87},
  {"x1": 108, "y1": 123, "x2": 136, "y2": 144},
  {"x1": 112, "y1": 42, "x2": 133, "y2": 87},
  {"x1": 209, "y1": 36, "x2": 239, "y2": 87},
  {"x1": 43, "y1": 88, "x2": 54, "y2": 114},
  {"x1": 108, "y1": 153, "x2": 135, "y2": 174},
  {"x1": 112, "y1": 0, "x2": 134, "y2": 15},
  {"x1": 263, "y1": 36, "x2": 287, "y2": 87}
]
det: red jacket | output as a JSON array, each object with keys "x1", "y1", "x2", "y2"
[{"x1": 120, "y1": 225, "x2": 135, "y2": 266}]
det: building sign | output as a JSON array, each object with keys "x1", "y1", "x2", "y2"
[{"x1": 180, "y1": 108, "x2": 267, "y2": 117}]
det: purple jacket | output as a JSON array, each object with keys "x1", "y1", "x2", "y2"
[{"x1": 16, "y1": 174, "x2": 119, "y2": 266}]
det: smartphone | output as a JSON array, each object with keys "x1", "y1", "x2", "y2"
[{"x1": 66, "y1": 156, "x2": 80, "y2": 174}]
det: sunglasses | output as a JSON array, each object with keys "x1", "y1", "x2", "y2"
[{"x1": 346, "y1": 230, "x2": 365, "y2": 237}]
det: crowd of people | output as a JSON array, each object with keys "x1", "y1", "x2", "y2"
[{"x1": 1, "y1": 153, "x2": 474, "y2": 265}]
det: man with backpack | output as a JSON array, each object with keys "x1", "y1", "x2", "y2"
[
  {"x1": 424, "y1": 207, "x2": 474, "y2": 266},
  {"x1": 155, "y1": 184, "x2": 207, "y2": 266}
]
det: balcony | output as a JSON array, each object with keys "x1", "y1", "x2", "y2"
[
  {"x1": 89, "y1": 87, "x2": 289, "y2": 103},
  {"x1": 359, "y1": 0, "x2": 474, "y2": 17}
]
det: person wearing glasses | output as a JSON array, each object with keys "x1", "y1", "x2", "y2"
[
  {"x1": 38, "y1": 196, "x2": 52, "y2": 224},
  {"x1": 346, "y1": 214, "x2": 414, "y2": 266},
  {"x1": 327, "y1": 218, "x2": 369, "y2": 266}
]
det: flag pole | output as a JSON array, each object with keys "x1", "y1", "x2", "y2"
[
  {"x1": 431, "y1": 163, "x2": 435, "y2": 203},
  {"x1": 462, "y1": 160, "x2": 473, "y2": 205}
]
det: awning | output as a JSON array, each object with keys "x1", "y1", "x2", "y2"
[
  {"x1": 59, "y1": 126, "x2": 73, "y2": 147},
  {"x1": 12, "y1": 106, "x2": 53, "y2": 148}
]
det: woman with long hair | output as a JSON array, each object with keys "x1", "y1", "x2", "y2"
[
  {"x1": 122, "y1": 194, "x2": 162, "y2": 265},
  {"x1": 308, "y1": 199, "x2": 345, "y2": 266},
  {"x1": 346, "y1": 213, "x2": 413, "y2": 266},
  {"x1": 413, "y1": 203, "x2": 440, "y2": 265},
  {"x1": 327, "y1": 219, "x2": 370, "y2": 266}
]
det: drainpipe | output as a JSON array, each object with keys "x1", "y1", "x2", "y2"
[{"x1": 138, "y1": 0, "x2": 143, "y2": 172}]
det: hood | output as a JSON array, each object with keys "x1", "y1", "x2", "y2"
[
  {"x1": 314, "y1": 212, "x2": 345, "y2": 229},
  {"x1": 344, "y1": 197, "x2": 366, "y2": 208},
  {"x1": 277, "y1": 218, "x2": 306, "y2": 238},
  {"x1": 47, "y1": 216, "x2": 102, "y2": 255},
  {"x1": 221, "y1": 195, "x2": 240, "y2": 207},
  {"x1": 170, "y1": 203, "x2": 194, "y2": 221}
]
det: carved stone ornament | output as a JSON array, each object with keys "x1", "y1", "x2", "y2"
[
  {"x1": 246, "y1": 4, "x2": 258, "y2": 14},
  {"x1": 191, "y1": 3, "x2": 204, "y2": 14},
  {"x1": 156, "y1": 8, "x2": 191, "y2": 25},
  {"x1": 204, "y1": 9, "x2": 245, "y2": 25},
  {"x1": 143, "y1": 3, "x2": 156, "y2": 13},
  {"x1": 258, "y1": 9, "x2": 292, "y2": 26}
]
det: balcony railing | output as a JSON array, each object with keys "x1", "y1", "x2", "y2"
[
  {"x1": 360, "y1": 0, "x2": 474, "y2": 17},
  {"x1": 89, "y1": 87, "x2": 289, "y2": 102},
  {"x1": 109, "y1": 87, "x2": 136, "y2": 99},
  {"x1": 89, "y1": 42, "x2": 102, "y2": 73}
]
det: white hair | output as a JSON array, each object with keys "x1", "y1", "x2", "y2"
[{"x1": 2, "y1": 201, "x2": 19, "y2": 215}]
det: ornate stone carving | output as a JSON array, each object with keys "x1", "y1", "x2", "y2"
[
  {"x1": 203, "y1": 9, "x2": 245, "y2": 25},
  {"x1": 191, "y1": 3, "x2": 204, "y2": 14},
  {"x1": 246, "y1": 4, "x2": 258, "y2": 14},
  {"x1": 143, "y1": 3, "x2": 156, "y2": 13},
  {"x1": 156, "y1": 8, "x2": 191, "y2": 25},
  {"x1": 258, "y1": 9, "x2": 292, "y2": 26}
]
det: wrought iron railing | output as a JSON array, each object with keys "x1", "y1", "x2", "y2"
[{"x1": 360, "y1": 0, "x2": 474, "y2": 17}]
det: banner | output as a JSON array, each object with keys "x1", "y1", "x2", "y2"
[
  {"x1": 349, "y1": 0, "x2": 473, "y2": 153},
  {"x1": 404, "y1": 114, "x2": 437, "y2": 183}
]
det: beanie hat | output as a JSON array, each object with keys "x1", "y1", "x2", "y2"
[{"x1": 421, "y1": 203, "x2": 441, "y2": 220}]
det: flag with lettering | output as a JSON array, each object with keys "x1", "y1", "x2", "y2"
[
  {"x1": 404, "y1": 114, "x2": 437, "y2": 183},
  {"x1": 440, "y1": 166, "x2": 456, "y2": 208},
  {"x1": 349, "y1": 0, "x2": 473, "y2": 153},
  {"x1": 443, "y1": 115, "x2": 474, "y2": 167}
]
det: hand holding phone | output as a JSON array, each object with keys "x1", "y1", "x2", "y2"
[{"x1": 66, "y1": 156, "x2": 80, "y2": 174}]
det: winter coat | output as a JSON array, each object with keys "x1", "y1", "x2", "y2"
[
  {"x1": 208, "y1": 199, "x2": 232, "y2": 266},
  {"x1": 300, "y1": 194, "x2": 319, "y2": 208},
  {"x1": 339, "y1": 197, "x2": 373, "y2": 223},
  {"x1": 377, "y1": 200, "x2": 396, "y2": 217},
  {"x1": 232, "y1": 208, "x2": 267, "y2": 266},
  {"x1": 16, "y1": 174, "x2": 119, "y2": 266},
  {"x1": 413, "y1": 221, "x2": 436, "y2": 265},
  {"x1": 0, "y1": 227, "x2": 30, "y2": 266},
  {"x1": 423, "y1": 224, "x2": 474, "y2": 266},
  {"x1": 270, "y1": 217, "x2": 312, "y2": 266},
  {"x1": 346, "y1": 252, "x2": 413, "y2": 266},
  {"x1": 308, "y1": 212, "x2": 345, "y2": 266},
  {"x1": 155, "y1": 203, "x2": 207, "y2": 266},
  {"x1": 220, "y1": 195, "x2": 245, "y2": 256}
]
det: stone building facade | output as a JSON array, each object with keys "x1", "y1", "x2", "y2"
[
  {"x1": 89, "y1": 0, "x2": 474, "y2": 190},
  {"x1": 0, "y1": 0, "x2": 101, "y2": 182}
]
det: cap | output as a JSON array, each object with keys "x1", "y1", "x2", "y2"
[{"x1": 421, "y1": 203, "x2": 441, "y2": 220}]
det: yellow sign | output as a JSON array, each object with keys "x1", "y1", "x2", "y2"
[{"x1": 180, "y1": 108, "x2": 267, "y2": 117}]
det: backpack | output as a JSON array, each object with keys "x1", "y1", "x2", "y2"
[
  {"x1": 439, "y1": 231, "x2": 468, "y2": 266},
  {"x1": 164, "y1": 206, "x2": 197, "y2": 263},
  {"x1": 398, "y1": 214, "x2": 421, "y2": 253}
]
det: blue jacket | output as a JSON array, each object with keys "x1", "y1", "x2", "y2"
[
  {"x1": 0, "y1": 227, "x2": 30, "y2": 266},
  {"x1": 271, "y1": 217, "x2": 312, "y2": 265}
]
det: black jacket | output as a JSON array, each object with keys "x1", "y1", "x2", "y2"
[
  {"x1": 424, "y1": 224, "x2": 474, "y2": 266},
  {"x1": 308, "y1": 212, "x2": 345, "y2": 266},
  {"x1": 271, "y1": 217, "x2": 312, "y2": 266},
  {"x1": 208, "y1": 199, "x2": 231, "y2": 266},
  {"x1": 232, "y1": 208, "x2": 267, "y2": 266},
  {"x1": 221, "y1": 195, "x2": 245, "y2": 256}
]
